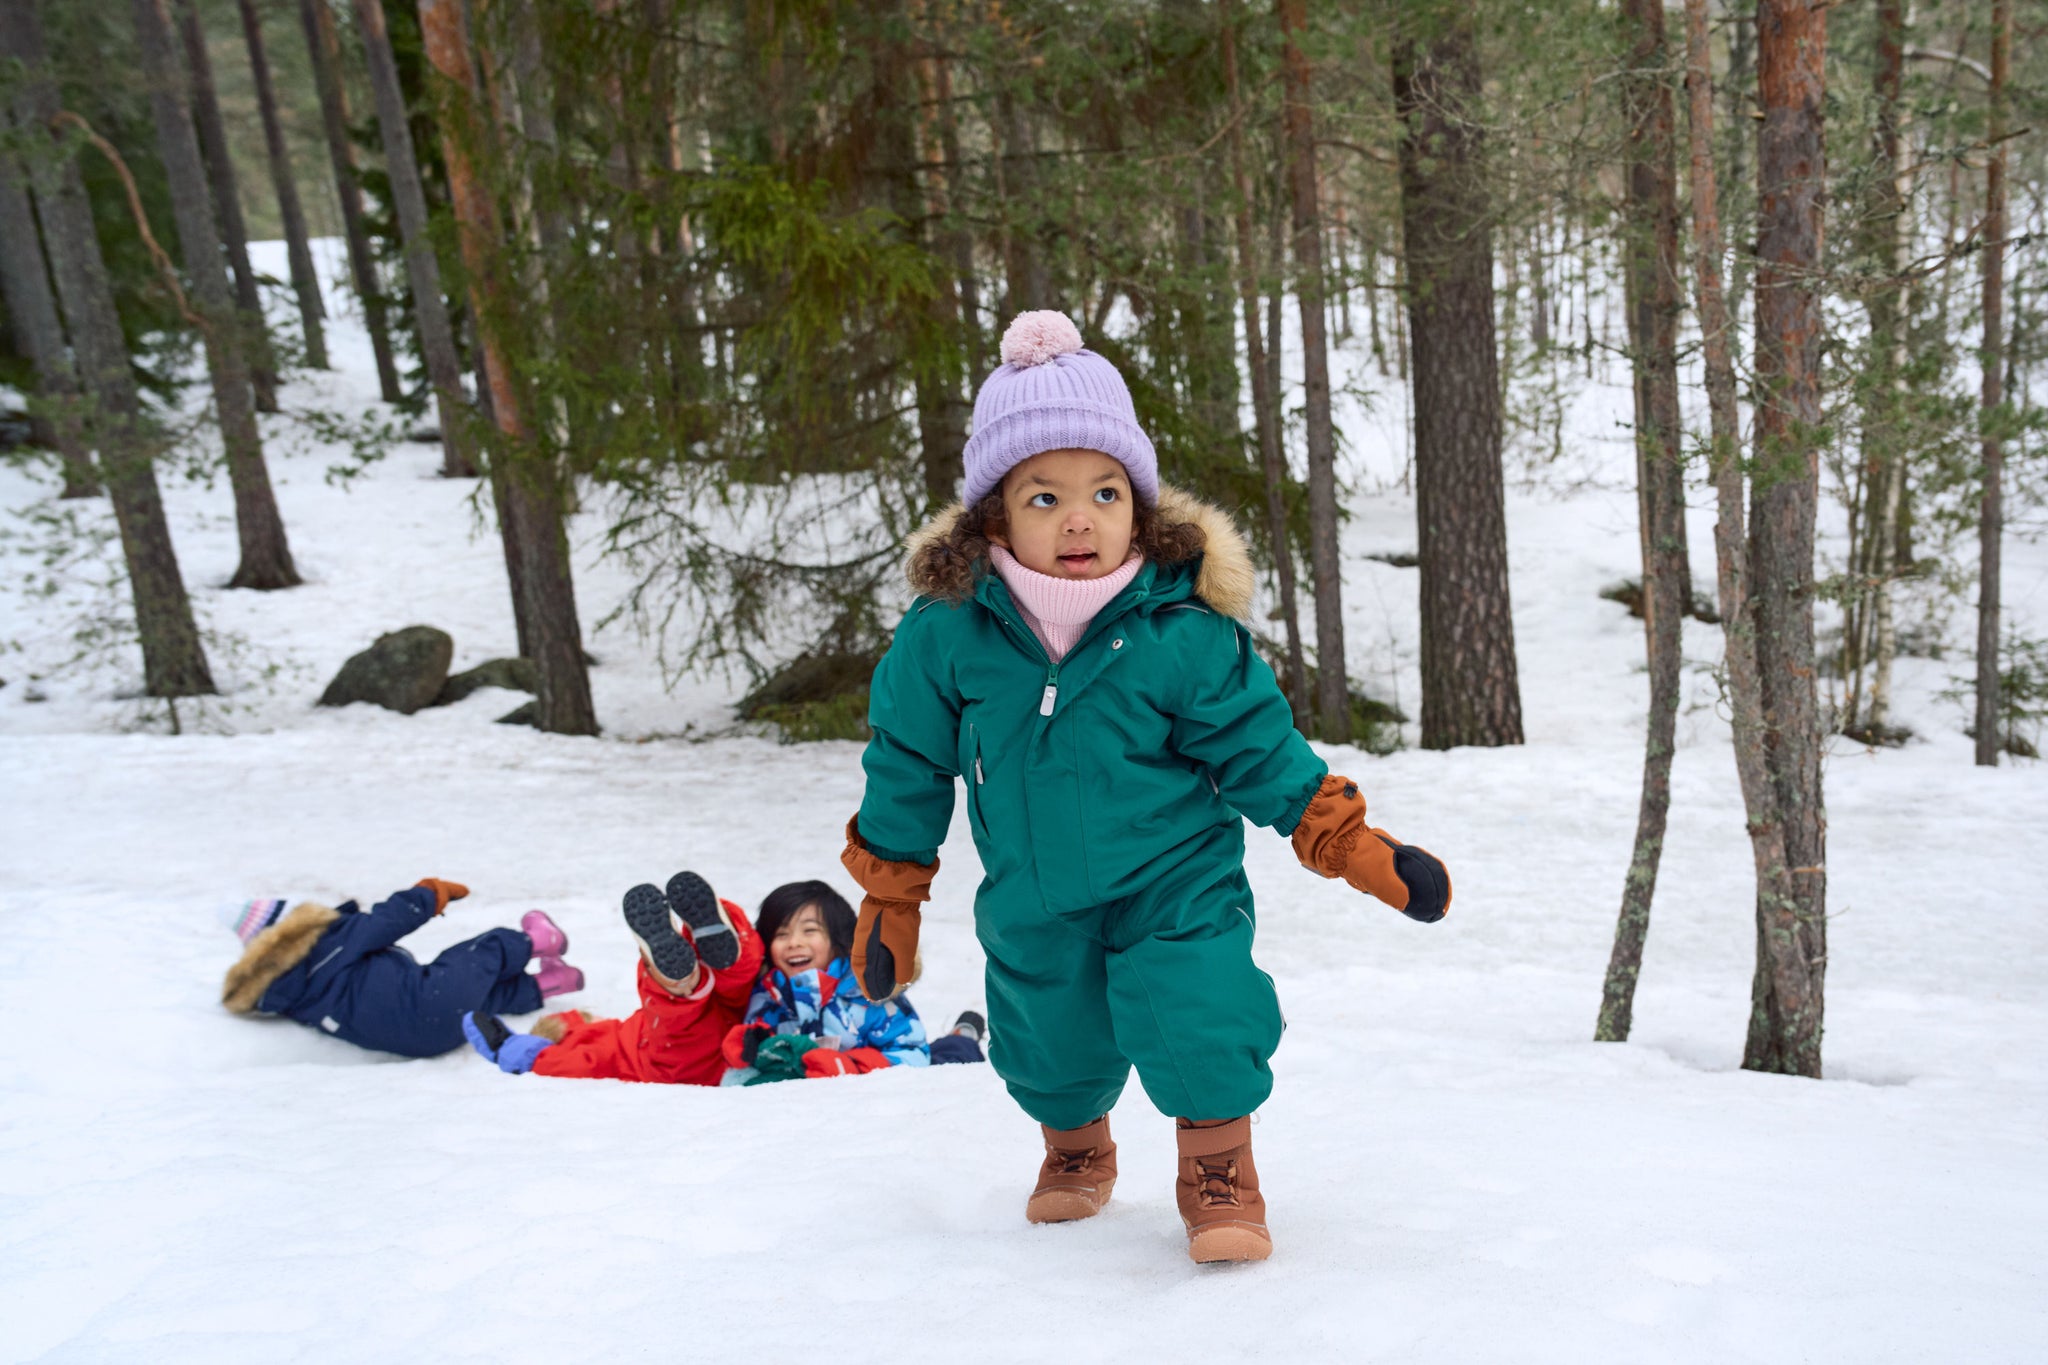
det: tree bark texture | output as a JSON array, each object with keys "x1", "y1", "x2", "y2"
[
  {"x1": 996, "y1": 85, "x2": 1049, "y2": 317},
  {"x1": 1597, "y1": 0, "x2": 1689, "y2": 1043},
  {"x1": 1394, "y1": 10, "x2": 1523, "y2": 751},
  {"x1": 136, "y1": 0, "x2": 300, "y2": 590},
  {"x1": 1744, "y1": 0, "x2": 1828, "y2": 1078},
  {"x1": 1276, "y1": 0, "x2": 1350, "y2": 744},
  {"x1": 1223, "y1": 0, "x2": 1307, "y2": 732},
  {"x1": 237, "y1": 0, "x2": 328, "y2": 370},
  {"x1": 418, "y1": 0, "x2": 596, "y2": 737},
  {"x1": 0, "y1": 131, "x2": 95, "y2": 496},
  {"x1": 354, "y1": 0, "x2": 478, "y2": 477},
  {"x1": 1, "y1": 0, "x2": 213, "y2": 695},
  {"x1": 300, "y1": 0, "x2": 401, "y2": 402},
  {"x1": 1858, "y1": 0, "x2": 1913, "y2": 738},
  {"x1": 1681, "y1": 0, "x2": 1795, "y2": 1073},
  {"x1": 863, "y1": 0, "x2": 965, "y2": 513},
  {"x1": 1974, "y1": 0, "x2": 2010, "y2": 766},
  {"x1": 172, "y1": 0, "x2": 278, "y2": 412}
]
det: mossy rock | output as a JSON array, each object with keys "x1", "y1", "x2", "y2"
[
  {"x1": 318, "y1": 626, "x2": 453, "y2": 715},
  {"x1": 436, "y1": 657, "x2": 539, "y2": 706},
  {"x1": 737, "y1": 648, "x2": 881, "y2": 743}
]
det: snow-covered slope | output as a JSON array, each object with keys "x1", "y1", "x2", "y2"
[{"x1": 1, "y1": 242, "x2": 2044, "y2": 1363}]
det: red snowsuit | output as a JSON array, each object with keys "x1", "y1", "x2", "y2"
[{"x1": 531, "y1": 899, "x2": 764, "y2": 1085}]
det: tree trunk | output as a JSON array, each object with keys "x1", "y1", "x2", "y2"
[
  {"x1": 1394, "y1": 7, "x2": 1522, "y2": 750},
  {"x1": 996, "y1": 84, "x2": 1048, "y2": 316},
  {"x1": 353, "y1": 0, "x2": 478, "y2": 478},
  {"x1": 300, "y1": 0, "x2": 401, "y2": 401},
  {"x1": 926, "y1": 41, "x2": 984, "y2": 375},
  {"x1": 1974, "y1": 0, "x2": 2010, "y2": 766},
  {"x1": 0, "y1": 129, "x2": 95, "y2": 496},
  {"x1": 2, "y1": 0, "x2": 212, "y2": 695},
  {"x1": 1852, "y1": 0, "x2": 1914, "y2": 742},
  {"x1": 136, "y1": 0, "x2": 300, "y2": 590},
  {"x1": 417, "y1": 0, "x2": 596, "y2": 737},
  {"x1": 865, "y1": 0, "x2": 965, "y2": 512},
  {"x1": 1744, "y1": 0, "x2": 1828, "y2": 1078},
  {"x1": 1683, "y1": 0, "x2": 1796, "y2": 1065},
  {"x1": 1275, "y1": 0, "x2": 1349, "y2": 744},
  {"x1": 237, "y1": 0, "x2": 328, "y2": 370},
  {"x1": 172, "y1": 0, "x2": 279, "y2": 412},
  {"x1": 1598, "y1": 0, "x2": 1689, "y2": 1042},
  {"x1": 1223, "y1": 0, "x2": 1307, "y2": 732}
]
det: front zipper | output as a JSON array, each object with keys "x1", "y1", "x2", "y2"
[{"x1": 1040, "y1": 664, "x2": 1060, "y2": 716}]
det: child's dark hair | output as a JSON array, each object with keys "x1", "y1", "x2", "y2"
[{"x1": 754, "y1": 880, "x2": 857, "y2": 963}]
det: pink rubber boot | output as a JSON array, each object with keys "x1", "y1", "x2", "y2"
[
  {"x1": 521, "y1": 910, "x2": 569, "y2": 958},
  {"x1": 534, "y1": 957, "x2": 584, "y2": 1001}
]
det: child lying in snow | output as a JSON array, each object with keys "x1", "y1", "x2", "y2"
[
  {"x1": 221, "y1": 879, "x2": 585, "y2": 1058},
  {"x1": 462, "y1": 872, "x2": 984, "y2": 1083}
]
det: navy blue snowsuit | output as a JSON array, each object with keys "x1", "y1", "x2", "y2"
[{"x1": 256, "y1": 887, "x2": 543, "y2": 1057}]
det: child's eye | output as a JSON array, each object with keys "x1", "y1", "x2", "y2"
[
  {"x1": 1094, "y1": 487, "x2": 1119, "y2": 504},
  {"x1": 1029, "y1": 492, "x2": 1057, "y2": 509}
]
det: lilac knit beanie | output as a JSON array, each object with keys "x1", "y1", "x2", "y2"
[{"x1": 962, "y1": 311, "x2": 1159, "y2": 506}]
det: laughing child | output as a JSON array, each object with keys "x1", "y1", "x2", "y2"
[
  {"x1": 463, "y1": 872, "x2": 981, "y2": 1082},
  {"x1": 838, "y1": 311, "x2": 1452, "y2": 1263}
]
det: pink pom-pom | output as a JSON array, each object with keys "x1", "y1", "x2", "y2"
[{"x1": 1000, "y1": 310, "x2": 1084, "y2": 367}]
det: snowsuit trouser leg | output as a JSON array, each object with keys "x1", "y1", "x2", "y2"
[
  {"x1": 978, "y1": 886, "x2": 1131, "y2": 1131},
  {"x1": 414, "y1": 928, "x2": 542, "y2": 1052},
  {"x1": 977, "y1": 835, "x2": 1282, "y2": 1129},
  {"x1": 1101, "y1": 854, "x2": 1281, "y2": 1122}
]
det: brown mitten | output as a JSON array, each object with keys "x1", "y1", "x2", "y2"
[
  {"x1": 1290, "y1": 775, "x2": 1451, "y2": 922},
  {"x1": 841, "y1": 816, "x2": 937, "y2": 1002},
  {"x1": 414, "y1": 878, "x2": 470, "y2": 914}
]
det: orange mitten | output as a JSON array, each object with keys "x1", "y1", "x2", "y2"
[
  {"x1": 841, "y1": 816, "x2": 937, "y2": 1002},
  {"x1": 1290, "y1": 775, "x2": 1451, "y2": 923},
  {"x1": 414, "y1": 878, "x2": 470, "y2": 914}
]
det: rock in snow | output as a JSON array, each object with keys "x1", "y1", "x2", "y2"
[{"x1": 318, "y1": 625, "x2": 454, "y2": 714}]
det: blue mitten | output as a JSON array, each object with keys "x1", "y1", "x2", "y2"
[{"x1": 463, "y1": 1011, "x2": 553, "y2": 1075}]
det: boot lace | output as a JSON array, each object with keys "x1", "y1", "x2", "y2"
[
  {"x1": 1195, "y1": 1156, "x2": 1240, "y2": 1208},
  {"x1": 1048, "y1": 1146, "x2": 1098, "y2": 1176}
]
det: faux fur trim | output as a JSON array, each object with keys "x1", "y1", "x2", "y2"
[
  {"x1": 903, "y1": 483, "x2": 1256, "y2": 619},
  {"x1": 221, "y1": 903, "x2": 341, "y2": 1014}
]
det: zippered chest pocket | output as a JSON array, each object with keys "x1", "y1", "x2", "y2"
[{"x1": 967, "y1": 723, "x2": 992, "y2": 842}]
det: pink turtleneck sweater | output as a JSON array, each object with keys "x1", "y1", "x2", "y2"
[{"x1": 990, "y1": 545, "x2": 1145, "y2": 663}]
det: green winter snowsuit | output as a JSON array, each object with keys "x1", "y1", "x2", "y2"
[{"x1": 857, "y1": 488, "x2": 1328, "y2": 1128}]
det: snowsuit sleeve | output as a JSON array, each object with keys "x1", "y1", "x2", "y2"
[
  {"x1": 858, "y1": 602, "x2": 962, "y2": 865},
  {"x1": 327, "y1": 886, "x2": 439, "y2": 960},
  {"x1": 845, "y1": 992, "x2": 929, "y2": 1070},
  {"x1": 1168, "y1": 612, "x2": 1329, "y2": 835}
]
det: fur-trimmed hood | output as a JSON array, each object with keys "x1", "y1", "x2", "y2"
[
  {"x1": 902, "y1": 483, "x2": 1256, "y2": 619},
  {"x1": 222, "y1": 902, "x2": 341, "y2": 1014}
]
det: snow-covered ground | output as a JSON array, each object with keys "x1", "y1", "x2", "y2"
[{"x1": 2, "y1": 242, "x2": 2045, "y2": 1362}]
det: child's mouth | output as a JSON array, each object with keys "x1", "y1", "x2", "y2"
[{"x1": 1057, "y1": 550, "x2": 1098, "y2": 575}]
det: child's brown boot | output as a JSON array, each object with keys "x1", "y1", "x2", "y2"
[
  {"x1": 1025, "y1": 1116, "x2": 1118, "y2": 1223},
  {"x1": 1175, "y1": 1117, "x2": 1271, "y2": 1263}
]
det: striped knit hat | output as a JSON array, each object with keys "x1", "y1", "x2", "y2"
[{"x1": 221, "y1": 898, "x2": 290, "y2": 944}]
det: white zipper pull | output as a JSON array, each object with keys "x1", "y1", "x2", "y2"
[
  {"x1": 1040, "y1": 683, "x2": 1057, "y2": 716},
  {"x1": 974, "y1": 756, "x2": 985, "y2": 783}
]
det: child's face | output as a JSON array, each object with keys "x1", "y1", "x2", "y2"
[
  {"x1": 769, "y1": 904, "x2": 834, "y2": 977},
  {"x1": 991, "y1": 448, "x2": 1135, "y2": 579}
]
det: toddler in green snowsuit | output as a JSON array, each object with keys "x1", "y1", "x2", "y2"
[{"x1": 841, "y1": 311, "x2": 1452, "y2": 1264}]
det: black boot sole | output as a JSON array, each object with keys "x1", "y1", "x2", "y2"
[
  {"x1": 664, "y1": 870, "x2": 739, "y2": 972},
  {"x1": 623, "y1": 883, "x2": 698, "y2": 983}
]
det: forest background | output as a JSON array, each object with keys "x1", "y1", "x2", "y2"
[{"x1": 0, "y1": 0, "x2": 2043, "y2": 1083}]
